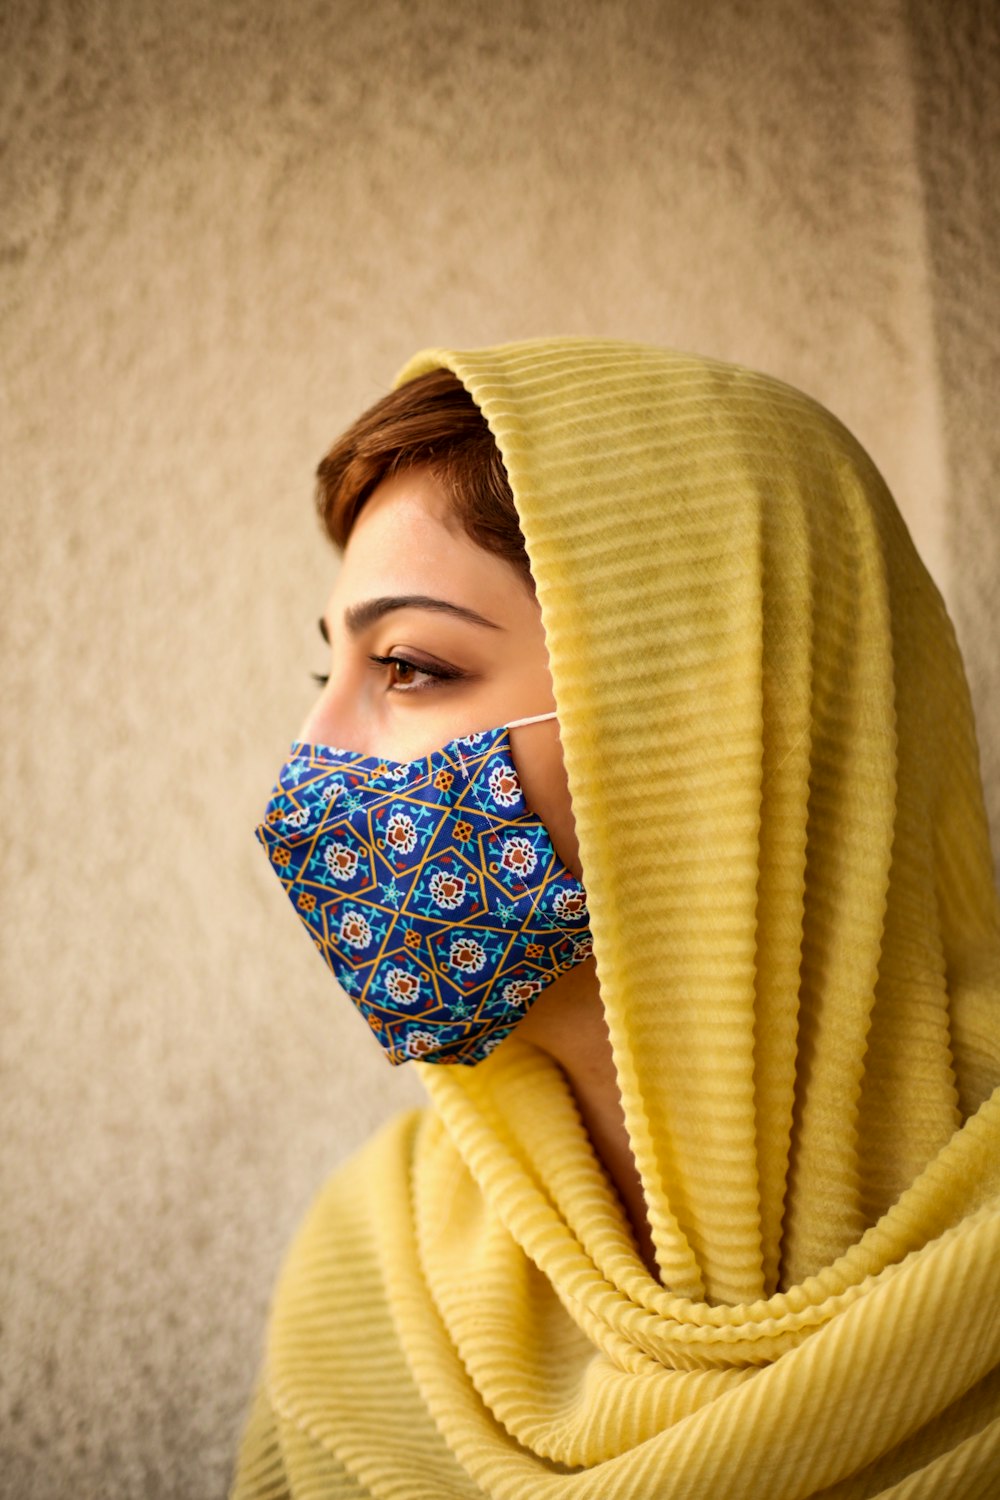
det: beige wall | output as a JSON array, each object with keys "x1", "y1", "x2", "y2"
[{"x1": 3, "y1": 2, "x2": 997, "y2": 1495}]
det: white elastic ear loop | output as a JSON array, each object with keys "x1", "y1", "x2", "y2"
[{"x1": 505, "y1": 710, "x2": 559, "y2": 730}]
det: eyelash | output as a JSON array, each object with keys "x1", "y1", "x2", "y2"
[{"x1": 311, "y1": 654, "x2": 464, "y2": 693}]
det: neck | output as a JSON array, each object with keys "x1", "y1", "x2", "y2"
[{"x1": 515, "y1": 959, "x2": 659, "y2": 1278}]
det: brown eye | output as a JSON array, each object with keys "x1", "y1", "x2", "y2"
[{"x1": 367, "y1": 652, "x2": 466, "y2": 693}]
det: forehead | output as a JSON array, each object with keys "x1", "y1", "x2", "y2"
[{"x1": 331, "y1": 468, "x2": 530, "y2": 620}]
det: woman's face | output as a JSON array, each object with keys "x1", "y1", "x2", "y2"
[{"x1": 300, "y1": 466, "x2": 582, "y2": 878}]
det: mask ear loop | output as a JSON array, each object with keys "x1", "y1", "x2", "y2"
[
  {"x1": 505, "y1": 710, "x2": 559, "y2": 731},
  {"x1": 453, "y1": 711, "x2": 558, "y2": 780}
]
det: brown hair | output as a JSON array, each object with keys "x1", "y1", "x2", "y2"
[{"x1": 315, "y1": 368, "x2": 531, "y2": 580}]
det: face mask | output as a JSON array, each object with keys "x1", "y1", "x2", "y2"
[{"x1": 256, "y1": 712, "x2": 593, "y2": 1066}]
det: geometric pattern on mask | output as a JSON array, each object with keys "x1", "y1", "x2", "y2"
[{"x1": 256, "y1": 725, "x2": 592, "y2": 1065}]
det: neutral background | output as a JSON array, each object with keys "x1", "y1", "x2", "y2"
[{"x1": 2, "y1": 1, "x2": 998, "y2": 1495}]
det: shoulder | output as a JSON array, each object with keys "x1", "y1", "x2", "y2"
[
  {"x1": 267, "y1": 1105, "x2": 456, "y2": 1331},
  {"x1": 252, "y1": 1107, "x2": 461, "y2": 1464}
]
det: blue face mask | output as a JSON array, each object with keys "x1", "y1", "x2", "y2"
[{"x1": 256, "y1": 712, "x2": 592, "y2": 1065}]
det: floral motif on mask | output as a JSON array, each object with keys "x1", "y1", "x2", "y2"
[
  {"x1": 501, "y1": 978, "x2": 544, "y2": 1007},
  {"x1": 384, "y1": 967, "x2": 421, "y2": 1007},
  {"x1": 429, "y1": 869, "x2": 467, "y2": 909},
  {"x1": 553, "y1": 888, "x2": 588, "y2": 921},
  {"x1": 339, "y1": 910, "x2": 373, "y2": 950},
  {"x1": 488, "y1": 764, "x2": 521, "y2": 808},
  {"x1": 384, "y1": 811, "x2": 417, "y2": 854},
  {"x1": 449, "y1": 936, "x2": 487, "y2": 974},
  {"x1": 501, "y1": 835, "x2": 537, "y2": 878},
  {"x1": 324, "y1": 842, "x2": 359, "y2": 881},
  {"x1": 404, "y1": 1029, "x2": 438, "y2": 1060}
]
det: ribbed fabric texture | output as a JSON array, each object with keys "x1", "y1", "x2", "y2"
[{"x1": 231, "y1": 339, "x2": 1000, "y2": 1498}]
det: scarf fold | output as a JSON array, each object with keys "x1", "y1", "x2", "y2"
[{"x1": 233, "y1": 339, "x2": 1000, "y2": 1498}]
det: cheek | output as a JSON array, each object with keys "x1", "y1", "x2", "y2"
[{"x1": 511, "y1": 731, "x2": 582, "y2": 880}]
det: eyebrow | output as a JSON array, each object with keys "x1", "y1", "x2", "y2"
[{"x1": 318, "y1": 595, "x2": 503, "y2": 644}]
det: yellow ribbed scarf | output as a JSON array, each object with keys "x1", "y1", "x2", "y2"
[{"x1": 232, "y1": 340, "x2": 1000, "y2": 1498}]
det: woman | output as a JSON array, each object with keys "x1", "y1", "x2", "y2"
[{"x1": 233, "y1": 339, "x2": 1000, "y2": 1497}]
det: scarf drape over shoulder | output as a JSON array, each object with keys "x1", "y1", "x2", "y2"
[{"x1": 233, "y1": 340, "x2": 1000, "y2": 1497}]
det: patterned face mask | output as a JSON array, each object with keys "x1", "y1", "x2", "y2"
[{"x1": 256, "y1": 712, "x2": 593, "y2": 1065}]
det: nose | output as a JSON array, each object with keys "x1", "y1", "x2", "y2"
[{"x1": 298, "y1": 677, "x2": 364, "y2": 751}]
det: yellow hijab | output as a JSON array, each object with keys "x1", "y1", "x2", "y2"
[{"x1": 233, "y1": 340, "x2": 1000, "y2": 1497}]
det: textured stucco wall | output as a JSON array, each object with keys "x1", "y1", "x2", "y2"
[
  {"x1": 2, "y1": 2, "x2": 997, "y2": 1496},
  {"x1": 905, "y1": 0, "x2": 1000, "y2": 857}
]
